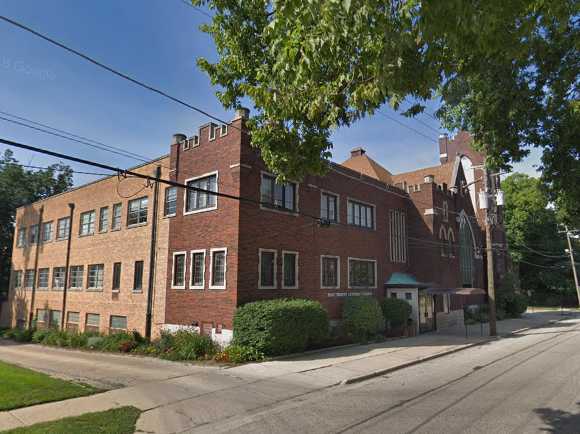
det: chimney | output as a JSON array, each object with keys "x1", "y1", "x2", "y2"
[
  {"x1": 350, "y1": 147, "x2": 366, "y2": 158},
  {"x1": 172, "y1": 133, "x2": 186, "y2": 145},
  {"x1": 438, "y1": 133, "x2": 449, "y2": 163},
  {"x1": 233, "y1": 107, "x2": 250, "y2": 121}
]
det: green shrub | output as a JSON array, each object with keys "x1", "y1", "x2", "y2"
[
  {"x1": 233, "y1": 298, "x2": 330, "y2": 356},
  {"x1": 342, "y1": 297, "x2": 385, "y2": 341},
  {"x1": 94, "y1": 332, "x2": 138, "y2": 353},
  {"x1": 161, "y1": 330, "x2": 217, "y2": 360},
  {"x1": 216, "y1": 344, "x2": 265, "y2": 363},
  {"x1": 43, "y1": 329, "x2": 72, "y2": 347},
  {"x1": 381, "y1": 298, "x2": 412, "y2": 328},
  {"x1": 3, "y1": 327, "x2": 34, "y2": 342},
  {"x1": 500, "y1": 293, "x2": 528, "y2": 317},
  {"x1": 32, "y1": 329, "x2": 51, "y2": 343}
]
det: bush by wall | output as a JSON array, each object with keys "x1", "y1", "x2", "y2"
[
  {"x1": 381, "y1": 298, "x2": 412, "y2": 329},
  {"x1": 499, "y1": 293, "x2": 528, "y2": 317},
  {"x1": 233, "y1": 298, "x2": 330, "y2": 356},
  {"x1": 159, "y1": 330, "x2": 217, "y2": 360},
  {"x1": 342, "y1": 297, "x2": 385, "y2": 341}
]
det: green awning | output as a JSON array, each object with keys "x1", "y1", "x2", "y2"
[{"x1": 385, "y1": 272, "x2": 430, "y2": 288}]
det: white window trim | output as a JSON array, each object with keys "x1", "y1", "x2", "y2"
[
  {"x1": 320, "y1": 255, "x2": 340, "y2": 289},
  {"x1": 171, "y1": 251, "x2": 187, "y2": 290},
  {"x1": 183, "y1": 170, "x2": 219, "y2": 216},
  {"x1": 258, "y1": 248, "x2": 277, "y2": 289},
  {"x1": 209, "y1": 247, "x2": 227, "y2": 290},
  {"x1": 87, "y1": 264, "x2": 104, "y2": 291},
  {"x1": 346, "y1": 197, "x2": 376, "y2": 230},
  {"x1": 281, "y1": 250, "x2": 299, "y2": 289},
  {"x1": 164, "y1": 187, "x2": 177, "y2": 218},
  {"x1": 259, "y1": 170, "x2": 300, "y2": 216},
  {"x1": 220, "y1": 124, "x2": 228, "y2": 137},
  {"x1": 209, "y1": 123, "x2": 217, "y2": 141},
  {"x1": 320, "y1": 189, "x2": 340, "y2": 223},
  {"x1": 190, "y1": 249, "x2": 206, "y2": 290},
  {"x1": 69, "y1": 266, "x2": 84, "y2": 290},
  {"x1": 347, "y1": 256, "x2": 378, "y2": 289}
]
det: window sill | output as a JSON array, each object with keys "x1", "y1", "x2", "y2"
[
  {"x1": 209, "y1": 286, "x2": 226, "y2": 291},
  {"x1": 183, "y1": 206, "x2": 218, "y2": 216},
  {"x1": 191, "y1": 286, "x2": 204, "y2": 291},
  {"x1": 346, "y1": 224, "x2": 375, "y2": 231},
  {"x1": 258, "y1": 285, "x2": 277, "y2": 290},
  {"x1": 127, "y1": 222, "x2": 148, "y2": 229},
  {"x1": 132, "y1": 290, "x2": 143, "y2": 294},
  {"x1": 87, "y1": 288, "x2": 103, "y2": 292},
  {"x1": 281, "y1": 285, "x2": 299, "y2": 290},
  {"x1": 110, "y1": 227, "x2": 121, "y2": 232},
  {"x1": 171, "y1": 286, "x2": 186, "y2": 290},
  {"x1": 79, "y1": 233, "x2": 95, "y2": 238},
  {"x1": 163, "y1": 213, "x2": 176, "y2": 219},
  {"x1": 259, "y1": 205, "x2": 299, "y2": 217}
]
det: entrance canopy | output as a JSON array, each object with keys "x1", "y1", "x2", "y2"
[
  {"x1": 385, "y1": 272, "x2": 431, "y2": 289},
  {"x1": 425, "y1": 287, "x2": 486, "y2": 295}
]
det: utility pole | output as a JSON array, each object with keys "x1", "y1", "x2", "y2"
[
  {"x1": 483, "y1": 168, "x2": 497, "y2": 337},
  {"x1": 563, "y1": 225, "x2": 580, "y2": 307}
]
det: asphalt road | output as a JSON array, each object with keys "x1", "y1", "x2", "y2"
[{"x1": 194, "y1": 318, "x2": 580, "y2": 434}]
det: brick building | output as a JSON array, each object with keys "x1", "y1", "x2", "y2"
[{"x1": 8, "y1": 109, "x2": 496, "y2": 341}]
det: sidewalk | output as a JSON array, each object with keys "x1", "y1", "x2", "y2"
[{"x1": 0, "y1": 310, "x2": 575, "y2": 433}]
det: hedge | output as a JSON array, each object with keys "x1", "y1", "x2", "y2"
[
  {"x1": 381, "y1": 298, "x2": 412, "y2": 328},
  {"x1": 342, "y1": 297, "x2": 385, "y2": 341},
  {"x1": 233, "y1": 298, "x2": 329, "y2": 356}
]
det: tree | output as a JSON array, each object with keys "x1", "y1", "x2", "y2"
[
  {"x1": 192, "y1": 0, "x2": 579, "y2": 207},
  {"x1": 502, "y1": 173, "x2": 575, "y2": 303},
  {"x1": 0, "y1": 150, "x2": 73, "y2": 293}
]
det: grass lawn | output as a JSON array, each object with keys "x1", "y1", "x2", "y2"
[
  {"x1": 0, "y1": 360, "x2": 97, "y2": 411},
  {"x1": 2, "y1": 406, "x2": 141, "y2": 434}
]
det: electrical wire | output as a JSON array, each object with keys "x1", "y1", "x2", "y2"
[
  {"x1": 0, "y1": 14, "x2": 238, "y2": 132},
  {"x1": 0, "y1": 110, "x2": 159, "y2": 164},
  {"x1": 376, "y1": 110, "x2": 437, "y2": 143},
  {"x1": 178, "y1": 0, "x2": 213, "y2": 18},
  {"x1": 515, "y1": 243, "x2": 569, "y2": 259},
  {"x1": 0, "y1": 162, "x2": 110, "y2": 177}
]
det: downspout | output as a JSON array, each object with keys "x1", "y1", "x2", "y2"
[
  {"x1": 145, "y1": 165, "x2": 161, "y2": 339},
  {"x1": 60, "y1": 203, "x2": 75, "y2": 329},
  {"x1": 27, "y1": 205, "x2": 44, "y2": 329}
]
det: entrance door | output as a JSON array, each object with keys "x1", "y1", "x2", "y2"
[{"x1": 419, "y1": 293, "x2": 435, "y2": 333}]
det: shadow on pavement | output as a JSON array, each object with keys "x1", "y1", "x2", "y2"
[{"x1": 534, "y1": 402, "x2": 580, "y2": 434}]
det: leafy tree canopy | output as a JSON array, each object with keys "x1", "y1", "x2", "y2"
[
  {"x1": 193, "y1": 0, "x2": 578, "y2": 218},
  {"x1": 0, "y1": 150, "x2": 73, "y2": 292},
  {"x1": 502, "y1": 173, "x2": 574, "y2": 297}
]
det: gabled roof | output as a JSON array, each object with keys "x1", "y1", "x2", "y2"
[
  {"x1": 391, "y1": 159, "x2": 456, "y2": 188},
  {"x1": 340, "y1": 151, "x2": 393, "y2": 184}
]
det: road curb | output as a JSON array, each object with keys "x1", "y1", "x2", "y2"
[{"x1": 340, "y1": 339, "x2": 494, "y2": 385}]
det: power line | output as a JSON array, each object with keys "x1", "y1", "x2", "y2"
[
  {"x1": 0, "y1": 14, "x2": 237, "y2": 131},
  {"x1": 376, "y1": 110, "x2": 437, "y2": 143},
  {"x1": 0, "y1": 110, "x2": 157, "y2": 164},
  {"x1": 516, "y1": 243, "x2": 569, "y2": 259},
  {"x1": 0, "y1": 162, "x2": 110, "y2": 177},
  {"x1": 0, "y1": 115, "x2": 157, "y2": 164}
]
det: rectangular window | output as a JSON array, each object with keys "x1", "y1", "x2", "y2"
[
  {"x1": 112, "y1": 262, "x2": 122, "y2": 291},
  {"x1": 111, "y1": 203, "x2": 122, "y2": 230},
  {"x1": 389, "y1": 209, "x2": 408, "y2": 263},
  {"x1": 52, "y1": 267, "x2": 66, "y2": 290},
  {"x1": 69, "y1": 265, "x2": 84, "y2": 289},
  {"x1": 66, "y1": 311, "x2": 80, "y2": 332},
  {"x1": 13, "y1": 270, "x2": 22, "y2": 288},
  {"x1": 79, "y1": 210, "x2": 96, "y2": 236},
  {"x1": 321, "y1": 256, "x2": 339, "y2": 288},
  {"x1": 347, "y1": 200, "x2": 374, "y2": 229},
  {"x1": 99, "y1": 207, "x2": 109, "y2": 232},
  {"x1": 209, "y1": 123, "x2": 217, "y2": 140},
  {"x1": 259, "y1": 249, "x2": 277, "y2": 289},
  {"x1": 85, "y1": 313, "x2": 100, "y2": 333},
  {"x1": 172, "y1": 253, "x2": 186, "y2": 289},
  {"x1": 282, "y1": 251, "x2": 298, "y2": 289},
  {"x1": 260, "y1": 173, "x2": 297, "y2": 212},
  {"x1": 49, "y1": 310, "x2": 61, "y2": 328},
  {"x1": 36, "y1": 309, "x2": 48, "y2": 324},
  {"x1": 87, "y1": 264, "x2": 104, "y2": 290},
  {"x1": 348, "y1": 258, "x2": 377, "y2": 288},
  {"x1": 190, "y1": 250, "x2": 205, "y2": 289},
  {"x1": 16, "y1": 227, "x2": 26, "y2": 247},
  {"x1": 56, "y1": 217, "x2": 70, "y2": 240},
  {"x1": 109, "y1": 315, "x2": 128, "y2": 333},
  {"x1": 37, "y1": 268, "x2": 49, "y2": 289},
  {"x1": 29, "y1": 224, "x2": 39, "y2": 244},
  {"x1": 24, "y1": 269, "x2": 35, "y2": 288},
  {"x1": 210, "y1": 249, "x2": 227, "y2": 289},
  {"x1": 133, "y1": 261, "x2": 144, "y2": 291},
  {"x1": 320, "y1": 192, "x2": 338, "y2": 223},
  {"x1": 164, "y1": 187, "x2": 177, "y2": 216},
  {"x1": 41, "y1": 222, "x2": 53, "y2": 242},
  {"x1": 185, "y1": 173, "x2": 218, "y2": 213},
  {"x1": 405, "y1": 292, "x2": 413, "y2": 301},
  {"x1": 127, "y1": 197, "x2": 148, "y2": 226}
]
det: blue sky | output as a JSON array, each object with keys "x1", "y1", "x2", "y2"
[{"x1": 0, "y1": 0, "x2": 541, "y2": 186}]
